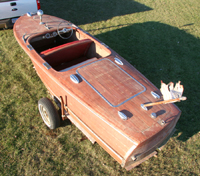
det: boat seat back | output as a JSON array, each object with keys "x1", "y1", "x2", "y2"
[{"x1": 40, "y1": 39, "x2": 93, "y2": 67}]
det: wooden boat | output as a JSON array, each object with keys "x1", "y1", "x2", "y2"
[{"x1": 13, "y1": 10, "x2": 181, "y2": 170}]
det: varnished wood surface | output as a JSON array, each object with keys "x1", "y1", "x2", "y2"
[
  {"x1": 14, "y1": 13, "x2": 181, "y2": 169},
  {"x1": 77, "y1": 59, "x2": 145, "y2": 107},
  {"x1": 14, "y1": 14, "x2": 63, "y2": 37}
]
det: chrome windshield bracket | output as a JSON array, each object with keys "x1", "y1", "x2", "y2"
[{"x1": 22, "y1": 33, "x2": 27, "y2": 43}]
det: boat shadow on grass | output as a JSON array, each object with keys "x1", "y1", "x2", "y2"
[
  {"x1": 94, "y1": 22, "x2": 200, "y2": 142},
  {"x1": 41, "y1": 0, "x2": 152, "y2": 25}
]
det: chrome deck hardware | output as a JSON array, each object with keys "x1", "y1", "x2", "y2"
[
  {"x1": 26, "y1": 44, "x2": 33, "y2": 50},
  {"x1": 43, "y1": 62, "x2": 52, "y2": 70},
  {"x1": 114, "y1": 58, "x2": 123, "y2": 65},
  {"x1": 141, "y1": 104, "x2": 148, "y2": 111},
  {"x1": 151, "y1": 91, "x2": 160, "y2": 99},
  {"x1": 70, "y1": 74, "x2": 80, "y2": 84},
  {"x1": 151, "y1": 113, "x2": 157, "y2": 119},
  {"x1": 118, "y1": 111, "x2": 128, "y2": 120},
  {"x1": 37, "y1": 9, "x2": 44, "y2": 25}
]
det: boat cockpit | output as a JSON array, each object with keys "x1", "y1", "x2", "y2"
[{"x1": 28, "y1": 22, "x2": 111, "y2": 71}]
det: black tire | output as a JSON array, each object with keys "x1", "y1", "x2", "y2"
[{"x1": 38, "y1": 97, "x2": 60, "y2": 129}]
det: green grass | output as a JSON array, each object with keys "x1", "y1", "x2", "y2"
[{"x1": 0, "y1": 0, "x2": 200, "y2": 175}]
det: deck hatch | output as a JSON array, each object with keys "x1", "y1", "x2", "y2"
[{"x1": 77, "y1": 58, "x2": 146, "y2": 107}]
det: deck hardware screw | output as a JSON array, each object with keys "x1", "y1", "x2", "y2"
[
  {"x1": 131, "y1": 156, "x2": 137, "y2": 161},
  {"x1": 161, "y1": 120, "x2": 165, "y2": 125}
]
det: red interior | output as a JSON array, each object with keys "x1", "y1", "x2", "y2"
[{"x1": 40, "y1": 39, "x2": 93, "y2": 70}]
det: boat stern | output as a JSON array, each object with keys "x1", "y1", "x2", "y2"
[{"x1": 122, "y1": 110, "x2": 181, "y2": 170}]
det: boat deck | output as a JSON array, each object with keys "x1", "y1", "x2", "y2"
[{"x1": 77, "y1": 58, "x2": 146, "y2": 107}]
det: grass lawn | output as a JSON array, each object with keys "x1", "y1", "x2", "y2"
[{"x1": 0, "y1": 0, "x2": 200, "y2": 175}]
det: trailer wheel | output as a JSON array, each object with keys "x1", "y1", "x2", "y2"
[{"x1": 38, "y1": 98, "x2": 60, "y2": 129}]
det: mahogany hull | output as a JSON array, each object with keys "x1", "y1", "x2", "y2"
[{"x1": 13, "y1": 13, "x2": 181, "y2": 170}]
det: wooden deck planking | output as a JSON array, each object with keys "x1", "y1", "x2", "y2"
[{"x1": 78, "y1": 59, "x2": 145, "y2": 106}]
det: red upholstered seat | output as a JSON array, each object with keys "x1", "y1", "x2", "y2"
[{"x1": 40, "y1": 39, "x2": 93, "y2": 68}]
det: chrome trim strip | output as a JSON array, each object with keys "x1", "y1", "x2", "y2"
[
  {"x1": 27, "y1": 44, "x2": 33, "y2": 50},
  {"x1": 43, "y1": 62, "x2": 52, "y2": 70},
  {"x1": 101, "y1": 43, "x2": 109, "y2": 48},
  {"x1": 76, "y1": 58, "x2": 146, "y2": 107},
  {"x1": 72, "y1": 24, "x2": 78, "y2": 28}
]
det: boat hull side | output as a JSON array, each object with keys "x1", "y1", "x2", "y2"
[{"x1": 29, "y1": 53, "x2": 138, "y2": 165}]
